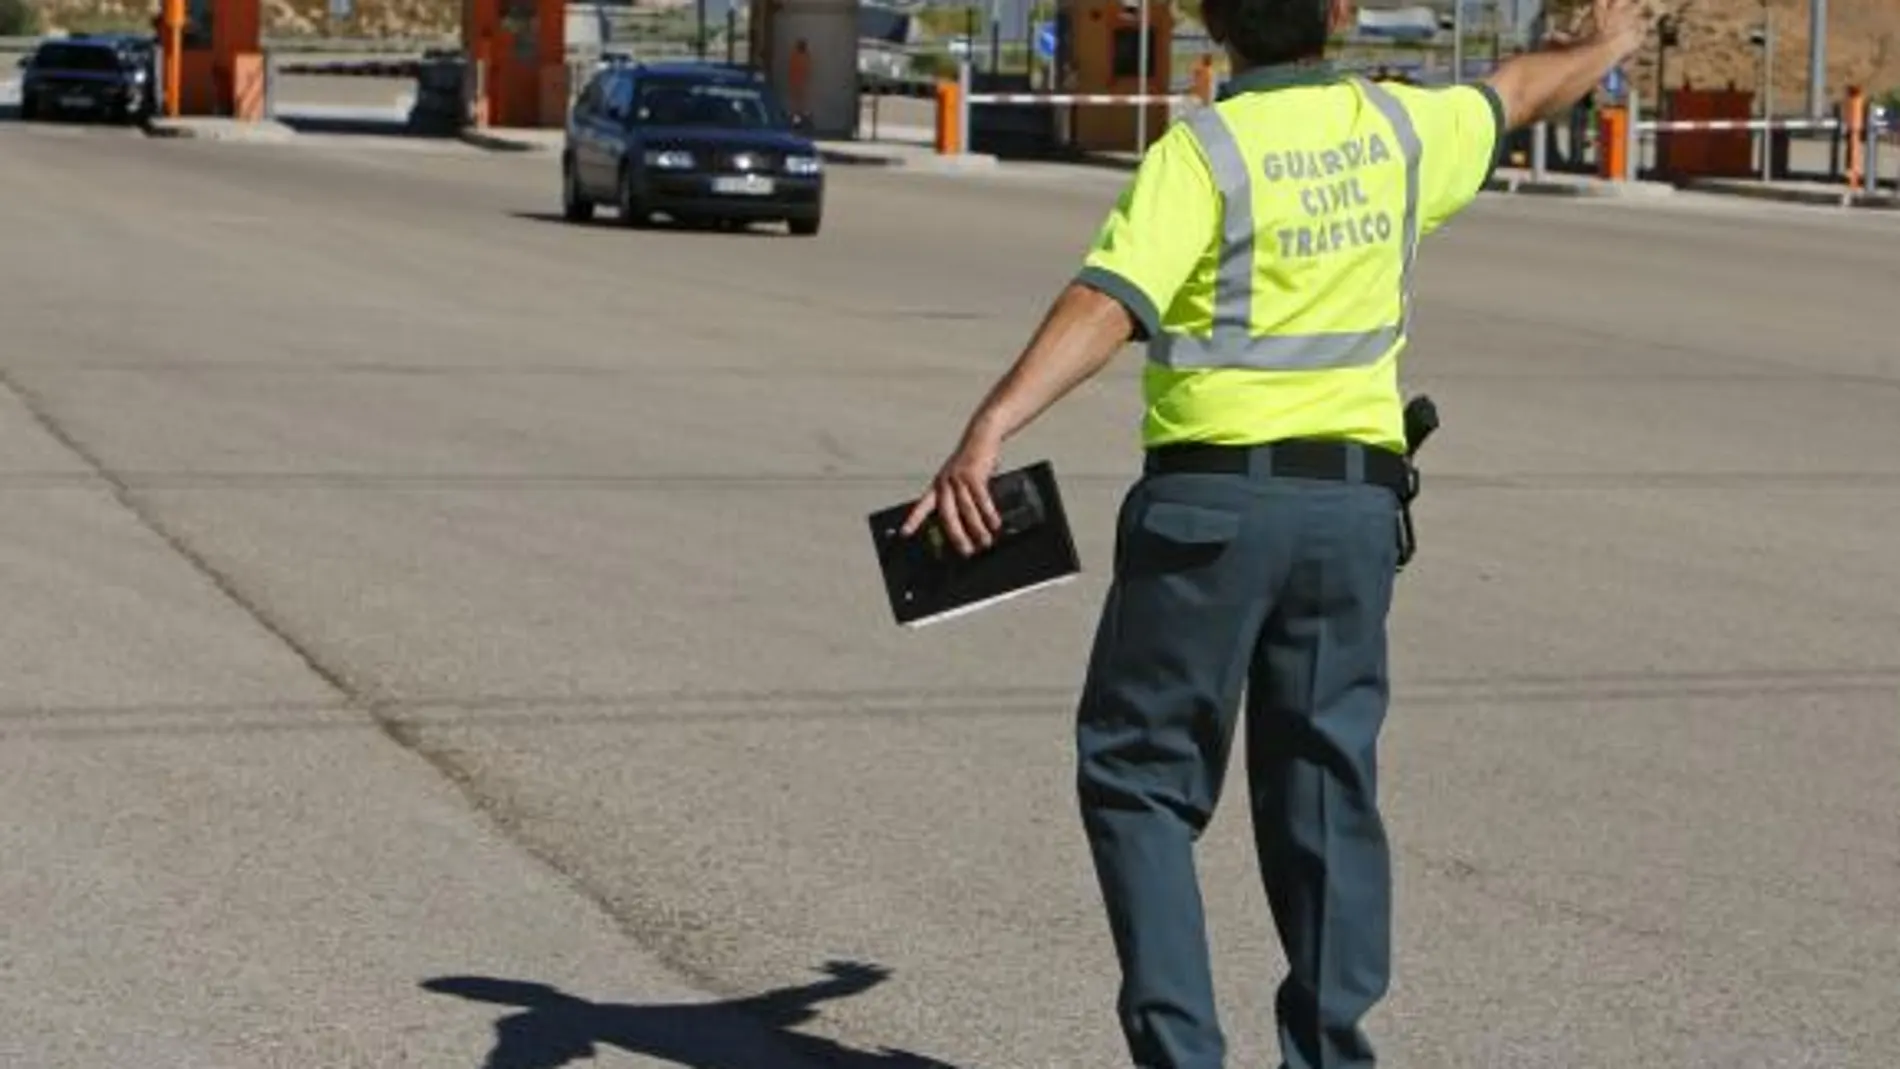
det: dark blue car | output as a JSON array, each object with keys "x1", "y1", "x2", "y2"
[
  {"x1": 562, "y1": 60, "x2": 825, "y2": 236},
  {"x1": 17, "y1": 34, "x2": 155, "y2": 124}
]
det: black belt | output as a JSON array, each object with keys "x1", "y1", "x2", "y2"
[{"x1": 1144, "y1": 438, "x2": 1415, "y2": 500}]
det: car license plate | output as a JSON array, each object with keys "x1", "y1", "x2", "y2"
[
  {"x1": 712, "y1": 175, "x2": 774, "y2": 196},
  {"x1": 60, "y1": 94, "x2": 94, "y2": 108}
]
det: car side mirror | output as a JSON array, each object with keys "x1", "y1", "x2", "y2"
[
  {"x1": 16, "y1": 56, "x2": 30, "y2": 70},
  {"x1": 790, "y1": 113, "x2": 810, "y2": 132}
]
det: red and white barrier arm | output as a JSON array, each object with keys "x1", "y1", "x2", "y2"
[
  {"x1": 963, "y1": 93, "x2": 1198, "y2": 106},
  {"x1": 1639, "y1": 118, "x2": 1843, "y2": 133}
]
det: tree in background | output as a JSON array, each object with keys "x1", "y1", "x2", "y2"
[{"x1": 0, "y1": 0, "x2": 41, "y2": 35}]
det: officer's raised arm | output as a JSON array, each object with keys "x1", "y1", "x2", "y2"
[{"x1": 1483, "y1": 0, "x2": 1652, "y2": 129}]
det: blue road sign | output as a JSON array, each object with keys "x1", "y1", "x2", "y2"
[{"x1": 1035, "y1": 21, "x2": 1055, "y2": 59}]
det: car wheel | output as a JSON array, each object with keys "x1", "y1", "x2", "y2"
[
  {"x1": 562, "y1": 156, "x2": 594, "y2": 223},
  {"x1": 789, "y1": 215, "x2": 821, "y2": 237},
  {"x1": 19, "y1": 98, "x2": 38, "y2": 121},
  {"x1": 616, "y1": 166, "x2": 650, "y2": 228}
]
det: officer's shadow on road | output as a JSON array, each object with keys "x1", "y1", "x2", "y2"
[{"x1": 422, "y1": 959, "x2": 967, "y2": 1069}]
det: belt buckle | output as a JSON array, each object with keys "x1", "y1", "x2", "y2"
[{"x1": 1261, "y1": 439, "x2": 1353, "y2": 483}]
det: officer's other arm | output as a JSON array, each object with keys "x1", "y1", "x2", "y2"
[
  {"x1": 1483, "y1": 0, "x2": 1652, "y2": 129},
  {"x1": 897, "y1": 285, "x2": 1135, "y2": 554},
  {"x1": 957, "y1": 284, "x2": 1136, "y2": 448},
  {"x1": 900, "y1": 132, "x2": 1215, "y2": 554},
  {"x1": 956, "y1": 126, "x2": 1219, "y2": 448}
]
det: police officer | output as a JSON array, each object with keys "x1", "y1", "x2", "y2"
[{"x1": 900, "y1": 0, "x2": 1650, "y2": 1064}]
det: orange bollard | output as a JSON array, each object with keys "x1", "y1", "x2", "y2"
[
  {"x1": 1845, "y1": 85, "x2": 1865, "y2": 192},
  {"x1": 788, "y1": 39, "x2": 811, "y2": 124},
  {"x1": 935, "y1": 77, "x2": 961, "y2": 154},
  {"x1": 470, "y1": 46, "x2": 490, "y2": 128},
  {"x1": 1599, "y1": 105, "x2": 1629, "y2": 179},
  {"x1": 161, "y1": 0, "x2": 183, "y2": 118},
  {"x1": 1192, "y1": 55, "x2": 1214, "y2": 105}
]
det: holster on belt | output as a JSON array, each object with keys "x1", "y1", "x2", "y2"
[{"x1": 1396, "y1": 395, "x2": 1439, "y2": 572}]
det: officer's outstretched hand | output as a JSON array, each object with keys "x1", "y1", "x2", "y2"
[
  {"x1": 900, "y1": 428, "x2": 1003, "y2": 556},
  {"x1": 1588, "y1": 0, "x2": 1653, "y2": 58}
]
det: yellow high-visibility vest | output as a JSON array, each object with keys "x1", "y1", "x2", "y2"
[{"x1": 1076, "y1": 62, "x2": 1504, "y2": 454}]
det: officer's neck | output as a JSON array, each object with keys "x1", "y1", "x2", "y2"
[
  {"x1": 1222, "y1": 52, "x2": 1338, "y2": 96},
  {"x1": 1229, "y1": 48, "x2": 1331, "y2": 70}
]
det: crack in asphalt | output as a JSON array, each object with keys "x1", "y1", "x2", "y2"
[{"x1": 0, "y1": 364, "x2": 853, "y2": 1068}]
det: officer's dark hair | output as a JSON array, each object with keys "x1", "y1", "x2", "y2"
[{"x1": 1199, "y1": 0, "x2": 1332, "y2": 69}]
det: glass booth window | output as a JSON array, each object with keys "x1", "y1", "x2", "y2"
[{"x1": 1111, "y1": 27, "x2": 1161, "y2": 80}]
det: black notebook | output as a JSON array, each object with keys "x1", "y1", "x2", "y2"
[{"x1": 868, "y1": 460, "x2": 1082, "y2": 627}]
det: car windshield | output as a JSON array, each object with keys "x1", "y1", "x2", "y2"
[
  {"x1": 635, "y1": 79, "x2": 787, "y2": 130},
  {"x1": 31, "y1": 44, "x2": 124, "y2": 72}
]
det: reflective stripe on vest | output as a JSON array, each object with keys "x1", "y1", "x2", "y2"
[{"x1": 1148, "y1": 77, "x2": 1423, "y2": 372}]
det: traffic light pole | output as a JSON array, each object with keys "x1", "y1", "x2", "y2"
[
  {"x1": 1760, "y1": 4, "x2": 1774, "y2": 182},
  {"x1": 1807, "y1": 0, "x2": 1826, "y2": 118},
  {"x1": 1452, "y1": 0, "x2": 1464, "y2": 83},
  {"x1": 1655, "y1": 15, "x2": 1678, "y2": 121}
]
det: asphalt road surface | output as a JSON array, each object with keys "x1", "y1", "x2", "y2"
[{"x1": 1, "y1": 118, "x2": 1896, "y2": 1069}]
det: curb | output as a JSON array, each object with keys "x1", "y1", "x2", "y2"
[
  {"x1": 1681, "y1": 180, "x2": 1900, "y2": 209},
  {"x1": 816, "y1": 146, "x2": 905, "y2": 167},
  {"x1": 1483, "y1": 173, "x2": 1677, "y2": 199},
  {"x1": 447, "y1": 132, "x2": 993, "y2": 168},
  {"x1": 141, "y1": 119, "x2": 299, "y2": 143},
  {"x1": 798, "y1": 145, "x2": 1007, "y2": 171},
  {"x1": 1481, "y1": 169, "x2": 1900, "y2": 209},
  {"x1": 455, "y1": 129, "x2": 550, "y2": 153}
]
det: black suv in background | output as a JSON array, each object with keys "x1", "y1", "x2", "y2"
[
  {"x1": 562, "y1": 60, "x2": 825, "y2": 236},
  {"x1": 18, "y1": 34, "x2": 156, "y2": 124}
]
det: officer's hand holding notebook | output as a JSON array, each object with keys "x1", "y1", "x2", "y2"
[
  {"x1": 869, "y1": 460, "x2": 1079, "y2": 627},
  {"x1": 899, "y1": 429, "x2": 1003, "y2": 557}
]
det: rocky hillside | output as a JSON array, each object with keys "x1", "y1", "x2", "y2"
[
  {"x1": 1544, "y1": 0, "x2": 1900, "y2": 105},
  {"x1": 30, "y1": 0, "x2": 461, "y2": 38},
  {"x1": 20, "y1": 0, "x2": 1900, "y2": 102}
]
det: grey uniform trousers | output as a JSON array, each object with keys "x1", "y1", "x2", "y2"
[{"x1": 1075, "y1": 455, "x2": 1400, "y2": 1069}]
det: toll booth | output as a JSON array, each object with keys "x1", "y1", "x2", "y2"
[
  {"x1": 463, "y1": 0, "x2": 567, "y2": 127},
  {"x1": 167, "y1": 0, "x2": 264, "y2": 118},
  {"x1": 154, "y1": 0, "x2": 563, "y2": 126},
  {"x1": 1053, "y1": 0, "x2": 1171, "y2": 153},
  {"x1": 749, "y1": 0, "x2": 860, "y2": 138},
  {"x1": 1654, "y1": 84, "x2": 1754, "y2": 179}
]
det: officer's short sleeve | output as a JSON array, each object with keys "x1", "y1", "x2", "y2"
[
  {"x1": 1406, "y1": 83, "x2": 1507, "y2": 233},
  {"x1": 1073, "y1": 126, "x2": 1218, "y2": 340}
]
